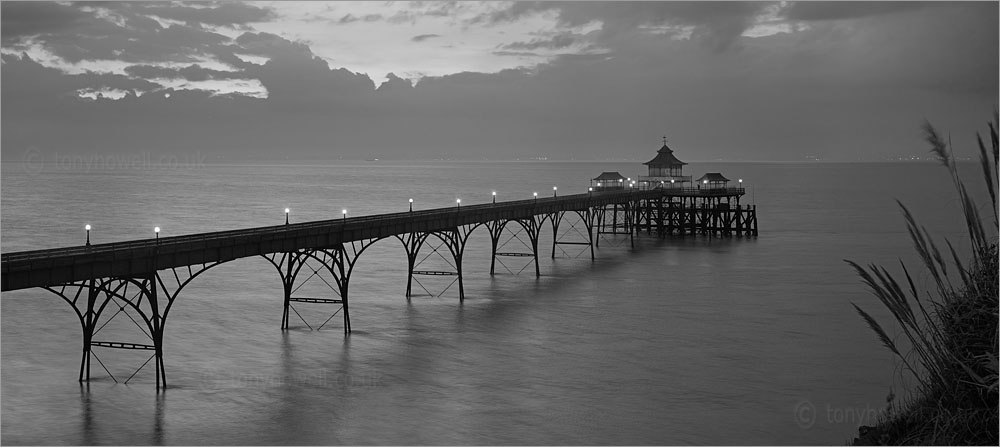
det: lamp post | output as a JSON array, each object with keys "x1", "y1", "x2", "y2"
[
  {"x1": 533, "y1": 192, "x2": 538, "y2": 202},
  {"x1": 342, "y1": 209, "x2": 347, "y2": 221},
  {"x1": 409, "y1": 198, "x2": 413, "y2": 212},
  {"x1": 285, "y1": 208, "x2": 290, "y2": 225},
  {"x1": 588, "y1": 187, "x2": 593, "y2": 197},
  {"x1": 154, "y1": 226, "x2": 160, "y2": 241},
  {"x1": 492, "y1": 191, "x2": 496, "y2": 204},
  {"x1": 456, "y1": 198, "x2": 461, "y2": 209},
  {"x1": 553, "y1": 186, "x2": 557, "y2": 198},
  {"x1": 85, "y1": 224, "x2": 91, "y2": 246}
]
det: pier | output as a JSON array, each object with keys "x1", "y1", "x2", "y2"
[
  {"x1": 2, "y1": 188, "x2": 756, "y2": 389},
  {"x1": 3, "y1": 140, "x2": 757, "y2": 390}
]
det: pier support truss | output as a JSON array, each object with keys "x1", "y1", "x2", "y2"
[
  {"x1": 596, "y1": 201, "x2": 636, "y2": 248},
  {"x1": 399, "y1": 226, "x2": 472, "y2": 301},
  {"x1": 262, "y1": 241, "x2": 376, "y2": 334},
  {"x1": 41, "y1": 260, "x2": 222, "y2": 389},
  {"x1": 641, "y1": 196, "x2": 758, "y2": 237},
  {"x1": 550, "y1": 209, "x2": 596, "y2": 261},
  {"x1": 487, "y1": 216, "x2": 545, "y2": 278}
]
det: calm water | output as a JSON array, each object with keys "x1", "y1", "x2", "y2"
[{"x1": 0, "y1": 160, "x2": 987, "y2": 445}]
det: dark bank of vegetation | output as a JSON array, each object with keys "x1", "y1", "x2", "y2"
[{"x1": 847, "y1": 113, "x2": 999, "y2": 446}]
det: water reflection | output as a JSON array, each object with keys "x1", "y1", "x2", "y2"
[
  {"x1": 77, "y1": 384, "x2": 165, "y2": 445},
  {"x1": 153, "y1": 391, "x2": 164, "y2": 445},
  {"x1": 79, "y1": 384, "x2": 95, "y2": 446}
]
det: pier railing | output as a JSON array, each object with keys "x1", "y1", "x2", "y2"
[
  {"x1": 657, "y1": 187, "x2": 745, "y2": 196},
  {"x1": 1, "y1": 185, "x2": 756, "y2": 388},
  {"x1": 1, "y1": 190, "x2": 660, "y2": 291}
]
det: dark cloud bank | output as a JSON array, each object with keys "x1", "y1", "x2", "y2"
[{"x1": 2, "y1": 1, "x2": 997, "y2": 161}]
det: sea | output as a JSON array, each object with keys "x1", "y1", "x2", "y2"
[{"x1": 0, "y1": 159, "x2": 991, "y2": 445}]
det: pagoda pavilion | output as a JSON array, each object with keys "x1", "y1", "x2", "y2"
[{"x1": 638, "y1": 136, "x2": 692, "y2": 189}]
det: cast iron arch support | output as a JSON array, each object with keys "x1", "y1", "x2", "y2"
[
  {"x1": 488, "y1": 216, "x2": 546, "y2": 278},
  {"x1": 550, "y1": 209, "x2": 596, "y2": 261}
]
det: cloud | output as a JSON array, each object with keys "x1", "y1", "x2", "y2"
[
  {"x1": 466, "y1": 2, "x2": 543, "y2": 26},
  {"x1": 1, "y1": 2, "x2": 109, "y2": 44},
  {"x1": 779, "y1": 1, "x2": 927, "y2": 22},
  {"x1": 376, "y1": 73, "x2": 414, "y2": 92},
  {"x1": 492, "y1": 50, "x2": 542, "y2": 58},
  {"x1": 127, "y1": 2, "x2": 276, "y2": 27},
  {"x1": 501, "y1": 33, "x2": 578, "y2": 51},
  {"x1": 124, "y1": 64, "x2": 251, "y2": 82},
  {"x1": 1, "y1": 52, "x2": 161, "y2": 97},
  {"x1": 471, "y1": 1, "x2": 773, "y2": 51},
  {"x1": 411, "y1": 33, "x2": 441, "y2": 42},
  {"x1": 2, "y1": 2, "x2": 241, "y2": 68},
  {"x1": 338, "y1": 13, "x2": 383, "y2": 24},
  {"x1": 1, "y1": 1, "x2": 995, "y2": 163}
]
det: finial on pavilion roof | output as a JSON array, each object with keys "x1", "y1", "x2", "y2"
[{"x1": 662, "y1": 135, "x2": 667, "y2": 145}]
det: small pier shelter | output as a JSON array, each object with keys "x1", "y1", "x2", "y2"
[
  {"x1": 696, "y1": 173, "x2": 731, "y2": 191},
  {"x1": 591, "y1": 172, "x2": 627, "y2": 191}
]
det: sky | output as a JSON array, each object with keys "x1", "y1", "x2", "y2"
[{"x1": 1, "y1": 1, "x2": 997, "y2": 162}]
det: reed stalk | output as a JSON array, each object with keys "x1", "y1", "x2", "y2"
[{"x1": 846, "y1": 111, "x2": 998, "y2": 445}]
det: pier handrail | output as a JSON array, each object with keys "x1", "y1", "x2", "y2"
[
  {"x1": 1, "y1": 187, "x2": 752, "y2": 291},
  {"x1": 0, "y1": 190, "x2": 647, "y2": 263}
]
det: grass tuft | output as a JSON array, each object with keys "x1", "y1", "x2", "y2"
[{"x1": 847, "y1": 112, "x2": 999, "y2": 445}]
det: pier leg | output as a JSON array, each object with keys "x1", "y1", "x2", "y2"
[
  {"x1": 629, "y1": 201, "x2": 635, "y2": 248},
  {"x1": 337, "y1": 249, "x2": 352, "y2": 334},
  {"x1": 594, "y1": 207, "x2": 603, "y2": 248},
  {"x1": 612, "y1": 204, "x2": 618, "y2": 234},
  {"x1": 488, "y1": 222, "x2": 501, "y2": 275},
  {"x1": 532, "y1": 232, "x2": 541, "y2": 277},
  {"x1": 736, "y1": 205, "x2": 743, "y2": 237},
  {"x1": 406, "y1": 257, "x2": 414, "y2": 298},
  {"x1": 646, "y1": 199, "x2": 653, "y2": 235},
  {"x1": 282, "y1": 253, "x2": 293, "y2": 329},
  {"x1": 550, "y1": 212, "x2": 561, "y2": 259},
  {"x1": 144, "y1": 273, "x2": 165, "y2": 390},
  {"x1": 587, "y1": 210, "x2": 596, "y2": 261},
  {"x1": 456, "y1": 252, "x2": 465, "y2": 302},
  {"x1": 397, "y1": 233, "x2": 427, "y2": 299},
  {"x1": 79, "y1": 280, "x2": 99, "y2": 382}
]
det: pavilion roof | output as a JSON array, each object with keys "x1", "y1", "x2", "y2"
[
  {"x1": 643, "y1": 144, "x2": 687, "y2": 167},
  {"x1": 696, "y1": 172, "x2": 731, "y2": 183},
  {"x1": 593, "y1": 171, "x2": 626, "y2": 181}
]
